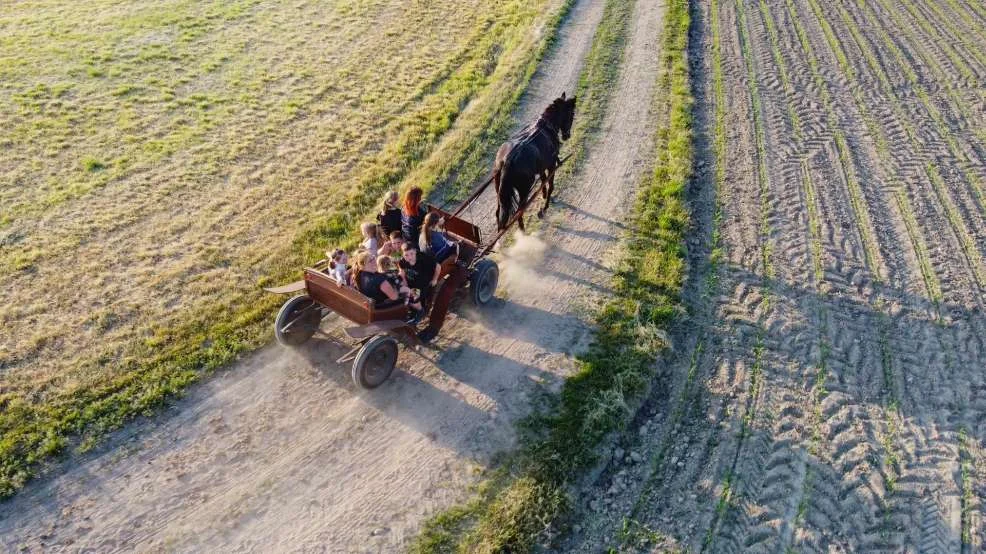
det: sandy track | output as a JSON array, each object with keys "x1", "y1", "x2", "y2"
[
  {"x1": 0, "y1": 0, "x2": 672, "y2": 551},
  {"x1": 563, "y1": 0, "x2": 986, "y2": 552}
]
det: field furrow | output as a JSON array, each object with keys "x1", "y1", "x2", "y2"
[
  {"x1": 5, "y1": 0, "x2": 986, "y2": 551},
  {"x1": 823, "y1": 0, "x2": 986, "y2": 236},
  {"x1": 564, "y1": 1, "x2": 986, "y2": 551},
  {"x1": 800, "y1": 0, "x2": 985, "y2": 305}
]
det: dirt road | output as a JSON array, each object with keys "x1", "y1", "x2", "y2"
[
  {"x1": 563, "y1": 0, "x2": 986, "y2": 552},
  {"x1": 0, "y1": 0, "x2": 670, "y2": 550}
]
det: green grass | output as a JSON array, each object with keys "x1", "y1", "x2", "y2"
[
  {"x1": 0, "y1": 0, "x2": 575, "y2": 499},
  {"x1": 410, "y1": 0, "x2": 694, "y2": 550},
  {"x1": 801, "y1": 161, "x2": 824, "y2": 283},
  {"x1": 925, "y1": 164, "x2": 986, "y2": 287},
  {"x1": 734, "y1": 0, "x2": 774, "y2": 278},
  {"x1": 709, "y1": 0, "x2": 726, "y2": 275},
  {"x1": 703, "y1": 471, "x2": 734, "y2": 551}
]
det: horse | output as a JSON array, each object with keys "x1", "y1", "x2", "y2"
[{"x1": 493, "y1": 92, "x2": 577, "y2": 232}]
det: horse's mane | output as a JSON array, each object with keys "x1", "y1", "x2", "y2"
[{"x1": 511, "y1": 98, "x2": 566, "y2": 141}]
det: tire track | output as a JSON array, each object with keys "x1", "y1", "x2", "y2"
[
  {"x1": 698, "y1": 1, "x2": 777, "y2": 549},
  {"x1": 901, "y1": 0, "x2": 986, "y2": 77},
  {"x1": 562, "y1": 1, "x2": 986, "y2": 552},
  {"x1": 823, "y1": 0, "x2": 986, "y2": 246},
  {"x1": 860, "y1": 0, "x2": 986, "y2": 220},
  {"x1": 798, "y1": 0, "x2": 985, "y2": 306}
]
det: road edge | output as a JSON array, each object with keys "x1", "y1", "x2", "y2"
[{"x1": 409, "y1": 0, "x2": 695, "y2": 551}]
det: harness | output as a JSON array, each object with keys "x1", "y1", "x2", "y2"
[{"x1": 507, "y1": 116, "x2": 561, "y2": 165}]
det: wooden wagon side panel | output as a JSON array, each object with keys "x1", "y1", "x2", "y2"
[
  {"x1": 369, "y1": 302, "x2": 408, "y2": 323},
  {"x1": 304, "y1": 268, "x2": 411, "y2": 325},
  {"x1": 427, "y1": 204, "x2": 481, "y2": 245},
  {"x1": 304, "y1": 269, "x2": 372, "y2": 325}
]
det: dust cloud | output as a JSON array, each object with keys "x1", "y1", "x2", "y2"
[{"x1": 499, "y1": 231, "x2": 549, "y2": 297}]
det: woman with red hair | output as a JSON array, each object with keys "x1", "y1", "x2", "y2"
[{"x1": 400, "y1": 186, "x2": 426, "y2": 245}]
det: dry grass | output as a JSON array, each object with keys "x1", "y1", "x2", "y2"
[{"x1": 0, "y1": 0, "x2": 567, "y2": 495}]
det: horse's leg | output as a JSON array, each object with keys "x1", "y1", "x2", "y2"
[
  {"x1": 538, "y1": 169, "x2": 556, "y2": 218},
  {"x1": 517, "y1": 208, "x2": 526, "y2": 233}
]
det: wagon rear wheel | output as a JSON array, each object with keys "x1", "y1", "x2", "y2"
[
  {"x1": 470, "y1": 259, "x2": 499, "y2": 306},
  {"x1": 274, "y1": 295, "x2": 321, "y2": 347},
  {"x1": 352, "y1": 335, "x2": 398, "y2": 389}
]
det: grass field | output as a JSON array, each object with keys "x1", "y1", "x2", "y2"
[{"x1": 0, "y1": 0, "x2": 571, "y2": 496}]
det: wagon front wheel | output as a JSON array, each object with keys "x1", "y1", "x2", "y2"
[
  {"x1": 470, "y1": 259, "x2": 499, "y2": 306},
  {"x1": 274, "y1": 295, "x2": 321, "y2": 347},
  {"x1": 352, "y1": 335, "x2": 398, "y2": 389}
]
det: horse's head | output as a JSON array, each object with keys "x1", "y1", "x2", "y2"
[{"x1": 545, "y1": 92, "x2": 577, "y2": 141}]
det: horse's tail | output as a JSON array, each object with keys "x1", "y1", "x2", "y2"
[{"x1": 496, "y1": 156, "x2": 517, "y2": 231}]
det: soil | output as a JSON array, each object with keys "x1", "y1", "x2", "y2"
[
  {"x1": 0, "y1": 0, "x2": 668, "y2": 551},
  {"x1": 561, "y1": 0, "x2": 986, "y2": 552}
]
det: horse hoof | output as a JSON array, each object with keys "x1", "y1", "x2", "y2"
[{"x1": 537, "y1": 210, "x2": 545, "y2": 219}]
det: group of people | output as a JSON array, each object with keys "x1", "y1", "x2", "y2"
[{"x1": 325, "y1": 187, "x2": 460, "y2": 326}]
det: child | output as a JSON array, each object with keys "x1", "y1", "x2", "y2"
[
  {"x1": 378, "y1": 230, "x2": 405, "y2": 259},
  {"x1": 376, "y1": 190, "x2": 402, "y2": 237},
  {"x1": 360, "y1": 222, "x2": 380, "y2": 259},
  {"x1": 418, "y1": 212, "x2": 459, "y2": 263},
  {"x1": 379, "y1": 254, "x2": 424, "y2": 319},
  {"x1": 378, "y1": 256, "x2": 401, "y2": 286},
  {"x1": 326, "y1": 249, "x2": 350, "y2": 286}
]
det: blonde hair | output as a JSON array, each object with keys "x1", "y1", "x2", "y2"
[
  {"x1": 380, "y1": 190, "x2": 399, "y2": 211},
  {"x1": 353, "y1": 250, "x2": 373, "y2": 273},
  {"x1": 360, "y1": 222, "x2": 377, "y2": 239}
]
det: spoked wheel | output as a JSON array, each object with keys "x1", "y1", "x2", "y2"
[
  {"x1": 352, "y1": 335, "x2": 399, "y2": 389},
  {"x1": 274, "y1": 295, "x2": 322, "y2": 347},
  {"x1": 470, "y1": 259, "x2": 499, "y2": 306}
]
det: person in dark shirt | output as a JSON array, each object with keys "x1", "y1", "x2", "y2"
[
  {"x1": 376, "y1": 190, "x2": 402, "y2": 237},
  {"x1": 354, "y1": 251, "x2": 423, "y2": 316},
  {"x1": 353, "y1": 251, "x2": 400, "y2": 307},
  {"x1": 401, "y1": 186, "x2": 426, "y2": 245},
  {"x1": 398, "y1": 243, "x2": 441, "y2": 306}
]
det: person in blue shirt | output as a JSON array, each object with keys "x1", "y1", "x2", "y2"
[
  {"x1": 418, "y1": 211, "x2": 459, "y2": 263},
  {"x1": 401, "y1": 186, "x2": 426, "y2": 245}
]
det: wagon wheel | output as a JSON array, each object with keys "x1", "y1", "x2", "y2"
[
  {"x1": 274, "y1": 295, "x2": 322, "y2": 347},
  {"x1": 470, "y1": 259, "x2": 499, "y2": 306},
  {"x1": 352, "y1": 335, "x2": 399, "y2": 389}
]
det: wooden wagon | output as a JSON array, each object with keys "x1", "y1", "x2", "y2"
[
  {"x1": 264, "y1": 204, "x2": 500, "y2": 388},
  {"x1": 263, "y1": 151, "x2": 564, "y2": 389}
]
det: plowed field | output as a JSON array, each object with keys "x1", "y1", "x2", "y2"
[{"x1": 565, "y1": 0, "x2": 986, "y2": 551}]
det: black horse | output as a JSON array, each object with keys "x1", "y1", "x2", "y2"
[{"x1": 493, "y1": 92, "x2": 577, "y2": 232}]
